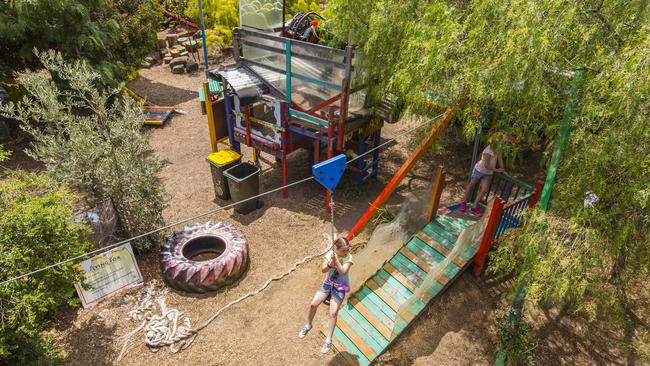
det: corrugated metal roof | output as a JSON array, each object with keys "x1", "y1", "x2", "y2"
[{"x1": 210, "y1": 67, "x2": 269, "y2": 94}]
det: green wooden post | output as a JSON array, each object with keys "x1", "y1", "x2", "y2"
[
  {"x1": 538, "y1": 67, "x2": 586, "y2": 210},
  {"x1": 285, "y1": 39, "x2": 292, "y2": 105},
  {"x1": 495, "y1": 68, "x2": 586, "y2": 366}
]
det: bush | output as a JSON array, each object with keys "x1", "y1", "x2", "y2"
[
  {"x1": 1, "y1": 50, "x2": 168, "y2": 252},
  {"x1": 0, "y1": 171, "x2": 92, "y2": 364}
]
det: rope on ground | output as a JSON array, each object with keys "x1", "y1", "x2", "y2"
[
  {"x1": 117, "y1": 243, "x2": 332, "y2": 361},
  {"x1": 117, "y1": 282, "x2": 196, "y2": 361}
]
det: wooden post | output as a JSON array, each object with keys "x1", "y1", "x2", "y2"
[
  {"x1": 203, "y1": 82, "x2": 218, "y2": 153},
  {"x1": 244, "y1": 105, "x2": 251, "y2": 145},
  {"x1": 472, "y1": 197, "x2": 504, "y2": 277},
  {"x1": 426, "y1": 166, "x2": 445, "y2": 222},
  {"x1": 313, "y1": 138, "x2": 320, "y2": 164}
]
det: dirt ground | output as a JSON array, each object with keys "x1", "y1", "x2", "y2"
[{"x1": 16, "y1": 57, "x2": 624, "y2": 365}]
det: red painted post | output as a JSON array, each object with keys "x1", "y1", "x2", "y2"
[
  {"x1": 473, "y1": 197, "x2": 505, "y2": 277},
  {"x1": 528, "y1": 181, "x2": 544, "y2": 208}
]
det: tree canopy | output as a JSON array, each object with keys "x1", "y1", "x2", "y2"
[
  {"x1": 0, "y1": 0, "x2": 160, "y2": 83},
  {"x1": 330, "y1": 0, "x2": 649, "y2": 361}
]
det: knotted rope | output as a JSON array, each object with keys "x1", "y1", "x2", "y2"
[{"x1": 117, "y1": 197, "x2": 338, "y2": 361}]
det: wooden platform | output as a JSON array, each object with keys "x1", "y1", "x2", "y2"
[{"x1": 320, "y1": 214, "x2": 478, "y2": 365}]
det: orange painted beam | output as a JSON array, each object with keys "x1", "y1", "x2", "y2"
[{"x1": 346, "y1": 102, "x2": 463, "y2": 241}]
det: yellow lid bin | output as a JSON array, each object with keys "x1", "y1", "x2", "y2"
[
  {"x1": 207, "y1": 149, "x2": 242, "y2": 200},
  {"x1": 207, "y1": 149, "x2": 242, "y2": 166}
]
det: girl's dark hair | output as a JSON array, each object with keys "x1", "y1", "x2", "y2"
[{"x1": 334, "y1": 237, "x2": 349, "y2": 249}]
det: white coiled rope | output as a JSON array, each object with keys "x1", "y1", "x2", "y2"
[{"x1": 117, "y1": 197, "x2": 338, "y2": 361}]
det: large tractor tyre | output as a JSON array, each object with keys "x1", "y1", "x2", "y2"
[{"x1": 161, "y1": 222, "x2": 249, "y2": 293}]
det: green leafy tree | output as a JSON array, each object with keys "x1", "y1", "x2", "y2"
[
  {"x1": 0, "y1": 171, "x2": 92, "y2": 365},
  {"x1": 330, "y1": 0, "x2": 649, "y2": 361},
  {"x1": 0, "y1": 0, "x2": 160, "y2": 83},
  {"x1": 182, "y1": 0, "x2": 321, "y2": 50},
  {"x1": 2, "y1": 50, "x2": 168, "y2": 252}
]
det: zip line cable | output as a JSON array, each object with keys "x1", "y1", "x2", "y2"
[{"x1": 0, "y1": 112, "x2": 445, "y2": 287}]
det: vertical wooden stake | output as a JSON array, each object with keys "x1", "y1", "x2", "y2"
[
  {"x1": 204, "y1": 82, "x2": 218, "y2": 153},
  {"x1": 244, "y1": 105, "x2": 251, "y2": 145},
  {"x1": 426, "y1": 166, "x2": 445, "y2": 222},
  {"x1": 313, "y1": 138, "x2": 320, "y2": 164}
]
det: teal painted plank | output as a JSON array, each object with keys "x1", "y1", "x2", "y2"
[
  {"x1": 433, "y1": 216, "x2": 465, "y2": 237},
  {"x1": 422, "y1": 222, "x2": 458, "y2": 250},
  {"x1": 391, "y1": 254, "x2": 427, "y2": 284},
  {"x1": 288, "y1": 108, "x2": 328, "y2": 127},
  {"x1": 349, "y1": 296, "x2": 394, "y2": 340},
  {"x1": 441, "y1": 261, "x2": 461, "y2": 281},
  {"x1": 420, "y1": 224, "x2": 477, "y2": 263},
  {"x1": 331, "y1": 325, "x2": 372, "y2": 366},
  {"x1": 345, "y1": 305, "x2": 390, "y2": 348},
  {"x1": 291, "y1": 72, "x2": 342, "y2": 90},
  {"x1": 388, "y1": 257, "x2": 423, "y2": 287},
  {"x1": 422, "y1": 223, "x2": 457, "y2": 247},
  {"x1": 383, "y1": 262, "x2": 419, "y2": 292},
  {"x1": 338, "y1": 308, "x2": 386, "y2": 356},
  {"x1": 358, "y1": 287, "x2": 398, "y2": 320},
  {"x1": 436, "y1": 216, "x2": 468, "y2": 235},
  {"x1": 366, "y1": 278, "x2": 402, "y2": 311},
  {"x1": 407, "y1": 238, "x2": 446, "y2": 265},
  {"x1": 335, "y1": 312, "x2": 380, "y2": 360},
  {"x1": 376, "y1": 269, "x2": 413, "y2": 299},
  {"x1": 438, "y1": 214, "x2": 469, "y2": 229},
  {"x1": 371, "y1": 274, "x2": 410, "y2": 305},
  {"x1": 377, "y1": 268, "x2": 427, "y2": 313}
]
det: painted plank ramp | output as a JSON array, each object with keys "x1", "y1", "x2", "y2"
[{"x1": 320, "y1": 214, "x2": 479, "y2": 364}]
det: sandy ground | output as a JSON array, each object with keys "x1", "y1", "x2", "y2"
[{"x1": 26, "y1": 56, "x2": 627, "y2": 366}]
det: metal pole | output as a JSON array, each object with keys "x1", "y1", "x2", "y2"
[{"x1": 198, "y1": 0, "x2": 210, "y2": 78}]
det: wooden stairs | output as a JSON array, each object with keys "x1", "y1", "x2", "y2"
[{"x1": 320, "y1": 213, "x2": 479, "y2": 365}]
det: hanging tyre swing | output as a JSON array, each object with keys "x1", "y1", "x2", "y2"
[{"x1": 161, "y1": 222, "x2": 249, "y2": 293}]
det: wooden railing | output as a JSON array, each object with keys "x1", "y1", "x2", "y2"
[{"x1": 472, "y1": 180, "x2": 542, "y2": 277}]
